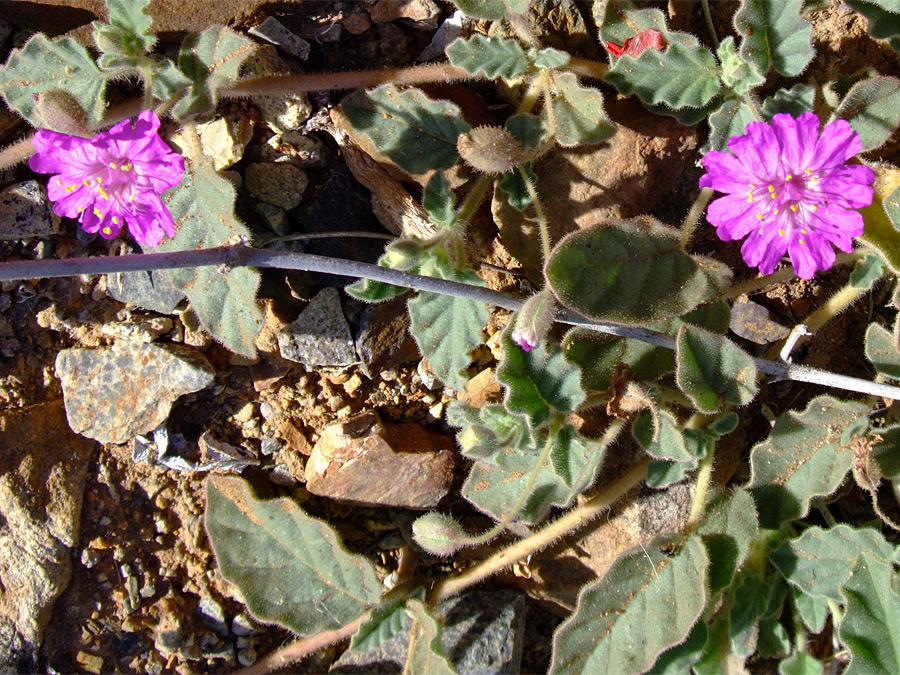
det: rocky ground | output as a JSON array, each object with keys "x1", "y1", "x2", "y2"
[{"x1": 0, "y1": 1, "x2": 897, "y2": 673}]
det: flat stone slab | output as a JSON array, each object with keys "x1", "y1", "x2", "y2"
[
  {"x1": 305, "y1": 412, "x2": 456, "y2": 509},
  {"x1": 277, "y1": 287, "x2": 357, "y2": 367},
  {"x1": 56, "y1": 341, "x2": 215, "y2": 444}
]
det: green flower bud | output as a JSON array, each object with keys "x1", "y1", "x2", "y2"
[
  {"x1": 412, "y1": 512, "x2": 466, "y2": 557},
  {"x1": 457, "y1": 126, "x2": 525, "y2": 175},
  {"x1": 34, "y1": 88, "x2": 89, "y2": 136}
]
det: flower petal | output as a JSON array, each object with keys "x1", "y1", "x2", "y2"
[
  {"x1": 707, "y1": 194, "x2": 765, "y2": 241},
  {"x1": 810, "y1": 118, "x2": 862, "y2": 170},
  {"x1": 771, "y1": 112, "x2": 819, "y2": 172},
  {"x1": 700, "y1": 150, "x2": 760, "y2": 193}
]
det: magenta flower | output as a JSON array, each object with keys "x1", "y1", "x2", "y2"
[
  {"x1": 29, "y1": 110, "x2": 185, "y2": 247},
  {"x1": 700, "y1": 112, "x2": 874, "y2": 279},
  {"x1": 511, "y1": 327, "x2": 537, "y2": 353}
]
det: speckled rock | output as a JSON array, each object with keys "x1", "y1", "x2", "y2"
[
  {"x1": 0, "y1": 400, "x2": 96, "y2": 671},
  {"x1": 244, "y1": 162, "x2": 308, "y2": 210},
  {"x1": 0, "y1": 181, "x2": 59, "y2": 240},
  {"x1": 277, "y1": 287, "x2": 357, "y2": 367},
  {"x1": 354, "y1": 297, "x2": 420, "y2": 379},
  {"x1": 248, "y1": 17, "x2": 311, "y2": 60},
  {"x1": 332, "y1": 590, "x2": 526, "y2": 673},
  {"x1": 305, "y1": 412, "x2": 456, "y2": 509},
  {"x1": 369, "y1": 0, "x2": 440, "y2": 27},
  {"x1": 241, "y1": 45, "x2": 312, "y2": 134},
  {"x1": 56, "y1": 342, "x2": 215, "y2": 444}
]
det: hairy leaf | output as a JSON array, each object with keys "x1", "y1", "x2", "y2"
[
  {"x1": 833, "y1": 76, "x2": 900, "y2": 152},
  {"x1": 779, "y1": 652, "x2": 824, "y2": 675},
  {"x1": 149, "y1": 59, "x2": 192, "y2": 103},
  {"x1": 497, "y1": 163, "x2": 536, "y2": 211},
  {"x1": 550, "y1": 72, "x2": 616, "y2": 146},
  {"x1": 0, "y1": 34, "x2": 107, "y2": 126},
  {"x1": 158, "y1": 160, "x2": 263, "y2": 357},
  {"x1": 342, "y1": 85, "x2": 471, "y2": 174},
  {"x1": 422, "y1": 173, "x2": 457, "y2": 228},
  {"x1": 447, "y1": 401, "x2": 532, "y2": 463},
  {"x1": 345, "y1": 238, "x2": 428, "y2": 303},
  {"x1": 532, "y1": 47, "x2": 570, "y2": 69},
  {"x1": 205, "y1": 476, "x2": 382, "y2": 635},
  {"x1": 748, "y1": 396, "x2": 870, "y2": 528},
  {"x1": 717, "y1": 36, "x2": 765, "y2": 96},
  {"x1": 676, "y1": 325, "x2": 758, "y2": 413},
  {"x1": 729, "y1": 573, "x2": 771, "y2": 657},
  {"x1": 769, "y1": 524, "x2": 894, "y2": 602},
  {"x1": 649, "y1": 621, "x2": 708, "y2": 674},
  {"x1": 552, "y1": 536, "x2": 709, "y2": 674},
  {"x1": 734, "y1": 0, "x2": 814, "y2": 76},
  {"x1": 92, "y1": 0, "x2": 156, "y2": 70},
  {"x1": 446, "y1": 35, "x2": 528, "y2": 81},
  {"x1": 497, "y1": 331, "x2": 585, "y2": 429},
  {"x1": 405, "y1": 599, "x2": 455, "y2": 675},
  {"x1": 606, "y1": 42, "x2": 720, "y2": 110},
  {"x1": 547, "y1": 219, "x2": 732, "y2": 324},
  {"x1": 865, "y1": 322, "x2": 900, "y2": 379},
  {"x1": 840, "y1": 553, "x2": 900, "y2": 674},
  {"x1": 793, "y1": 587, "x2": 829, "y2": 633},
  {"x1": 173, "y1": 27, "x2": 256, "y2": 119},
  {"x1": 698, "y1": 489, "x2": 759, "y2": 596},
  {"x1": 462, "y1": 425, "x2": 606, "y2": 524},
  {"x1": 407, "y1": 266, "x2": 489, "y2": 390},
  {"x1": 851, "y1": 252, "x2": 885, "y2": 289},
  {"x1": 350, "y1": 599, "x2": 412, "y2": 652},
  {"x1": 845, "y1": 0, "x2": 900, "y2": 49}
]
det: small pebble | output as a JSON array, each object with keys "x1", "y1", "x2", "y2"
[{"x1": 238, "y1": 647, "x2": 257, "y2": 667}]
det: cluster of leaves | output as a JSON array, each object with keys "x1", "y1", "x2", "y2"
[
  {"x1": 0, "y1": 0, "x2": 264, "y2": 356},
  {"x1": 6, "y1": 0, "x2": 900, "y2": 672}
]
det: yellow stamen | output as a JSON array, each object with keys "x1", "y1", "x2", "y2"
[
  {"x1": 121, "y1": 163, "x2": 133, "y2": 171},
  {"x1": 785, "y1": 174, "x2": 793, "y2": 181},
  {"x1": 98, "y1": 187, "x2": 109, "y2": 200},
  {"x1": 93, "y1": 207, "x2": 103, "y2": 217},
  {"x1": 749, "y1": 183, "x2": 756, "y2": 188},
  {"x1": 55, "y1": 179, "x2": 62, "y2": 186},
  {"x1": 810, "y1": 205, "x2": 818, "y2": 210},
  {"x1": 805, "y1": 168, "x2": 812, "y2": 175},
  {"x1": 112, "y1": 216, "x2": 120, "y2": 225},
  {"x1": 95, "y1": 176, "x2": 102, "y2": 184},
  {"x1": 799, "y1": 239, "x2": 805, "y2": 244},
  {"x1": 757, "y1": 213, "x2": 764, "y2": 220},
  {"x1": 65, "y1": 185, "x2": 77, "y2": 193},
  {"x1": 779, "y1": 229, "x2": 785, "y2": 236},
  {"x1": 109, "y1": 162, "x2": 117, "y2": 169},
  {"x1": 102, "y1": 226, "x2": 112, "y2": 235},
  {"x1": 801, "y1": 229, "x2": 807, "y2": 234},
  {"x1": 789, "y1": 204, "x2": 797, "y2": 212},
  {"x1": 83, "y1": 179, "x2": 91, "y2": 186},
  {"x1": 747, "y1": 193, "x2": 754, "y2": 202}
]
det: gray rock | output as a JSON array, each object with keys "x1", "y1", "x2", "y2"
[
  {"x1": 0, "y1": 400, "x2": 96, "y2": 671},
  {"x1": 277, "y1": 287, "x2": 357, "y2": 367},
  {"x1": 0, "y1": 181, "x2": 59, "y2": 240},
  {"x1": 354, "y1": 297, "x2": 419, "y2": 379},
  {"x1": 245, "y1": 162, "x2": 308, "y2": 210},
  {"x1": 106, "y1": 267, "x2": 185, "y2": 315},
  {"x1": 730, "y1": 300, "x2": 791, "y2": 345},
  {"x1": 332, "y1": 590, "x2": 526, "y2": 674},
  {"x1": 249, "y1": 17, "x2": 311, "y2": 60},
  {"x1": 197, "y1": 595, "x2": 228, "y2": 637},
  {"x1": 56, "y1": 341, "x2": 215, "y2": 444}
]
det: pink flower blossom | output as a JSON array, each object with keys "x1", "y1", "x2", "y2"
[
  {"x1": 606, "y1": 29, "x2": 666, "y2": 58},
  {"x1": 29, "y1": 110, "x2": 185, "y2": 247},
  {"x1": 512, "y1": 327, "x2": 537, "y2": 353},
  {"x1": 700, "y1": 112, "x2": 875, "y2": 279}
]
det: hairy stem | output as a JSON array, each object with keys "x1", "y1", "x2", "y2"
[
  {"x1": 686, "y1": 436, "x2": 717, "y2": 533},
  {"x1": 517, "y1": 163, "x2": 552, "y2": 262},
  {"x1": 717, "y1": 251, "x2": 861, "y2": 301},
  {"x1": 743, "y1": 92, "x2": 764, "y2": 122},
  {"x1": 805, "y1": 282, "x2": 868, "y2": 335},
  {"x1": 700, "y1": 0, "x2": 720, "y2": 49},
  {"x1": 431, "y1": 420, "x2": 636, "y2": 604},
  {"x1": 680, "y1": 187, "x2": 714, "y2": 249}
]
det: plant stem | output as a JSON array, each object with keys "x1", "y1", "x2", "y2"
[
  {"x1": 566, "y1": 57, "x2": 608, "y2": 81},
  {"x1": 240, "y1": 611, "x2": 367, "y2": 674},
  {"x1": 517, "y1": 163, "x2": 552, "y2": 262},
  {"x1": 743, "y1": 93, "x2": 764, "y2": 122},
  {"x1": 805, "y1": 282, "x2": 868, "y2": 335},
  {"x1": 460, "y1": 419, "x2": 561, "y2": 549},
  {"x1": 680, "y1": 187, "x2": 714, "y2": 249},
  {"x1": 686, "y1": 419, "x2": 716, "y2": 533},
  {"x1": 455, "y1": 174, "x2": 493, "y2": 227},
  {"x1": 431, "y1": 420, "x2": 635, "y2": 604},
  {"x1": 3, "y1": 246, "x2": 900, "y2": 400},
  {"x1": 700, "y1": 0, "x2": 720, "y2": 49}
]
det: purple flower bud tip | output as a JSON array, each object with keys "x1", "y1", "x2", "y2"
[
  {"x1": 512, "y1": 328, "x2": 537, "y2": 352},
  {"x1": 29, "y1": 110, "x2": 185, "y2": 247},
  {"x1": 700, "y1": 112, "x2": 875, "y2": 280}
]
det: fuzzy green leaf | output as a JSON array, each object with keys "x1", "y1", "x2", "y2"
[
  {"x1": 447, "y1": 401, "x2": 531, "y2": 463},
  {"x1": 747, "y1": 396, "x2": 870, "y2": 529},
  {"x1": 734, "y1": 0, "x2": 814, "y2": 77},
  {"x1": 840, "y1": 553, "x2": 900, "y2": 674},
  {"x1": 833, "y1": 76, "x2": 900, "y2": 152},
  {"x1": 549, "y1": 72, "x2": 616, "y2": 146},
  {"x1": 552, "y1": 536, "x2": 709, "y2": 674},
  {"x1": 729, "y1": 573, "x2": 772, "y2": 657},
  {"x1": 148, "y1": 59, "x2": 192, "y2": 103},
  {"x1": 866, "y1": 322, "x2": 900, "y2": 378},
  {"x1": 462, "y1": 425, "x2": 605, "y2": 524},
  {"x1": 547, "y1": 219, "x2": 732, "y2": 324},
  {"x1": 497, "y1": 163, "x2": 536, "y2": 211},
  {"x1": 761, "y1": 84, "x2": 817, "y2": 118},
  {"x1": 342, "y1": 85, "x2": 471, "y2": 174},
  {"x1": 717, "y1": 36, "x2": 766, "y2": 96},
  {"x1": 706, "y1": 98, "x2": 755, "y2": 152},
  {"x1": 851, "y1": 252, "x2": 885, "y2": 289},
  {"x1": 423, "y1": 173, "x2": 457, "y2": 228},
  {"x1": 758, "y1": 617, "x2": 791, "y2": 658},
  {"x1": 633, "y1": 408, "x2": 701, "y2": 463},
  {"x1": 698, "y1": 489, "x2": 759, "y2": 596},
  {"x1": 173, "y1": 27, "x2": 256, "y2": 119},
  {"x1": 497, "y1": 331, "x2": 585, "y2": 429},
  {"x1": 532, "y1": 47, "x2": 570, "y2": 69},
  {"x1": 794, "y1": 587, "x2": 830, "y2": 633},
  {"x1": 649, "y1": 621, "x2": 708, "y2": 674},
  {"x1": 407, "y1": 266, "x2": 489, "y2": 390},
  {"x1": 676, "y1": 325, "x2": 758, "y2": 413},
  {"x1": 769, "y1": 524, "x2": 894, "y2": 602},
  {"x1": 92, "y1": 0, "x2": 156, "y2": 70},
  {"x1": 446, "y1": 35, "x2": 529, "y2": 82},
  {"x1": 405, "y1": 599, "x2": 456, "y2": 675},
  {"x1": 0, "y1": 34, "x2": 107, "y2": 127},
  {"x1": 779, "y1": 652, "x2": 824, "y2": 675},
  {"x1": 205, "y1": 476, "x2": 382, "y2": 635},
  {"x1": 606, "y1": 42, "x2": 720, "y2": 111},
  {"x1": 157, "y1": 160, "x2": 263, "y2": 357},
  {"x1": 350, "y1": 598, "x2": 413, "y2": 652},
  {"x1": 563, "y1": 328, "x2": 675, "y2": 391},
  {"x1": 345, "y1": 238, "x2": 426, "y2": 303},
  {"x1": 505, "y1": 113, "x2": 545, "y2": 151}
]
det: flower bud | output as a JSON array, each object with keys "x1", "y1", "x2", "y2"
[
  {"x1": 457, "y1": 126, "x2": 525, "y2": 175},
  {"x1": 412, "y1": 512, "x2": 466, "y2": 557},
  {"x1": 510, "y1": 290, "x2": 557, "y2": 353},
  {"x1": 34, "y1": 88, "x2": 89, "y2": 136}
]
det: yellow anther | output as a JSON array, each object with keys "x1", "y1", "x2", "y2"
[
  {"x1": 83, "y1": 179, "x2": 91, "y2": 186},
  {"x1": 109, "y1": 162, "x2": 117, "y2": 169},
  {"x1": 774, "y1": 208, "x2": 780, "y2": 214},
  {"x1": 95, "y1": 176, "x2": 102, "y2": 184},
  {"x1": 779, "y1": 229, "x2": 785, "y2": 236},
  {"x1": 747, "y1": 194, "x2": 754, "y2": 202},
  {"x1": 805, "y1": 168, "x2": 812, "y2": 174},
  {"x1": 102, "y1": 226, "x2": 112, "y2": 235},
  {"x1": 98, "y1": 187, "x2": 109, "y2": 200},
  {"x1": 757, "y1": 213, "x2": 764, "y2": 220},
  {"x1": 55, "y1": 179, "x2": 62, "y2": 186},
  {"x1": 65, "y1": 185, "x2": 77, "y2": 193},
  {"x1": 799, "y1": 239, "x2": 805, "y2": 244},
  {"x1": 811, "y1": 205, "x2": 818, "y2": 210},
  {"x1": 790, "y1": 204, "x2": 797, "y2": 212},
  {"x1": 112, "y1": 216, "x2": 120, "y2": 225},
  {"x1": 93, "y1": 207, "x2": 103, "y2": 217},
  {"x1": 749, "y1": 183, "x2": 756, "y2": 188},
  {"x1": 121, "y1": 163, "x2": 133, "y2": 171},
  {"x1": 801, "y1": 229, "x2": 808, "y2": 234},
  {"x1": 768, "y1": 185, "x2": 776, "y2": 192},
  {"x1": 785, "y1": 174, "x2": 793, "y2": 181}
]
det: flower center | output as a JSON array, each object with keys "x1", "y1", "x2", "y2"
[{"x1": 747, "y1": 168, "x2": 822, "y2": 243}]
